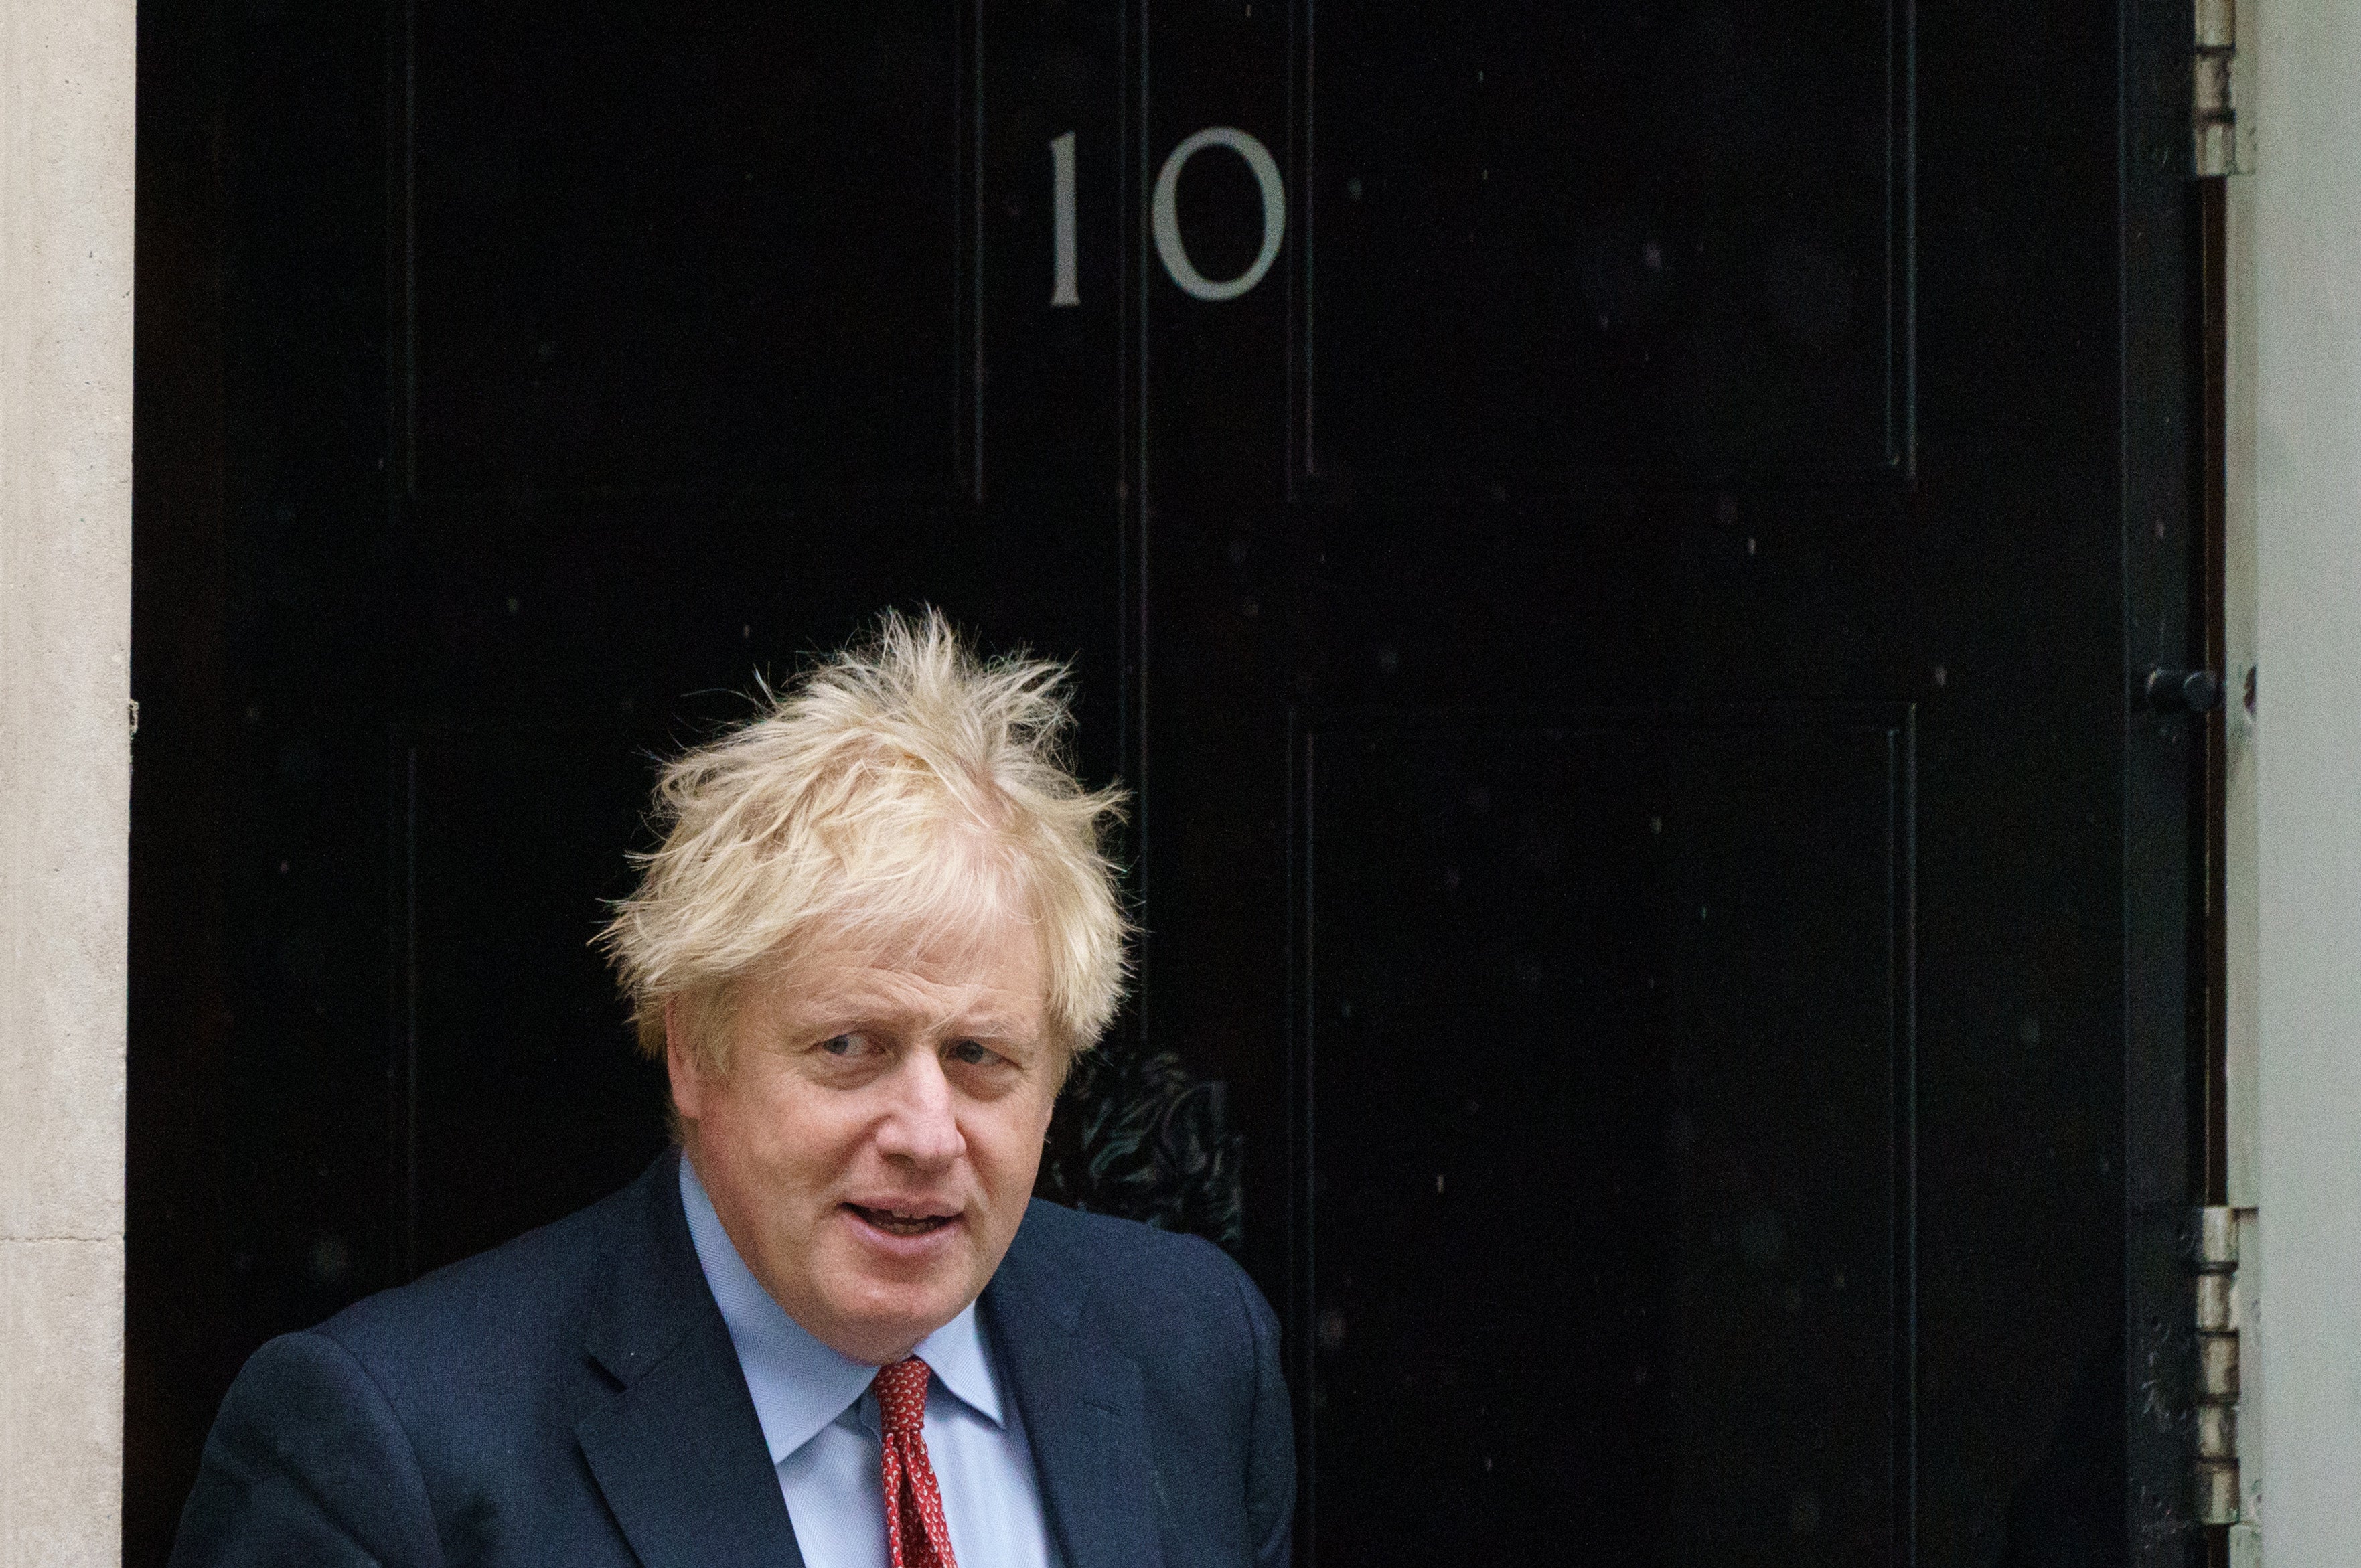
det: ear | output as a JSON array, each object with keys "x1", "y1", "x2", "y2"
[
  {"x1": 1026, "y1": 1047, "x2": 1064, "y2": 1140},
  {"x1": 664, "y1": 996, "x2": 707, "y2": 1123}
]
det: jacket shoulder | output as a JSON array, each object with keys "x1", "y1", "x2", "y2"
[
  {"x1": 311, "y1": 1166, "x2": 648, "y2": 1382},
  {"x1": 1014, "y1": 1198, "x2": 1243, "y2": 1285},
  {"x1": 1002, "y1": 1201, "x2": 1293, "y2": 1562},
  {"x1": 1011, "y1": 1199, "x2": 1270, "y2": 1355}
]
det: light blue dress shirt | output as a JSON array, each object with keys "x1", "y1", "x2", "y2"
[{"x1": 678, "y1": 1158, "x2": 1061, "y2": 1568}]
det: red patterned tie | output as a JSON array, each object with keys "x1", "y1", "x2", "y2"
[{"x1": 873, "y1": 1357, "x2": 959, "y2": 1568}]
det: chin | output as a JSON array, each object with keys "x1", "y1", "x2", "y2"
[
  {"x1": 851, "y1": 1280, "x2": 966, "y2": 1332},
  {"x1": 829, "y1": 1302, "x2": 955, "y2": 1364},
  {"x1": 821, "y1": 1263, "x2": 972, "y2": 1341}
]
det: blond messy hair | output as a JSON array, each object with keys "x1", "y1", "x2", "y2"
[{"x1": 597, "y1": 608, "x2": 1130, "y2": 1073}]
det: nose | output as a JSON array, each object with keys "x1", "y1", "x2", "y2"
[{"x1": 872, "y1": 1051, "x2": 966, "y2": 1170}]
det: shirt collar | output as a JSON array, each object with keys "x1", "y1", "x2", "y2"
[{"x1": 676, "y1": 1155, "x2": 1004, "y2": 1464}]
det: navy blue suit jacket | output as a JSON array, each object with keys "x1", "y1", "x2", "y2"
[{"x1": 170, "y1": 1152, "x2": 1294, "y2": 1568}]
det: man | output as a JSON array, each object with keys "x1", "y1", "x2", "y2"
[{"x1": 171, "y1": 610, "x2": 1295, "y2": 1568}]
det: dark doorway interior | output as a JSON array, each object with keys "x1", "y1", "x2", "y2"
[{"x1": 131, "y1": 2, "x2": 2212, "y2": 1563}]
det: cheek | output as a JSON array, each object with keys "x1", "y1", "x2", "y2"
[
  {"x1": 968, "y1": 1087, "x2": 1057, "y2": 1180},
  {"x1": 704, "y1": 1072, "x2": 836, "y2": 1185}
]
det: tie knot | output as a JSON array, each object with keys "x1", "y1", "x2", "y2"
[{"x1": 872, "y1": 1356, "x2": 933, "y2": 1439}]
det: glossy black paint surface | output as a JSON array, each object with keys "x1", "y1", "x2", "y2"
[
  {"x1": 131, "y1": 1, "x2": 2204, "y2": 1563},
  {"x1": 1307, "y1": 0, "x2": 1908, "y2": 482},
  {"x1": 413, "y1": 4, "x2": 966, "y2": 493},
  {"x1": 1302, "y1": 714, "x2": 1909, "y2": 1563}
]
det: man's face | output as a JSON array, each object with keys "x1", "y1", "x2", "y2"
[{"x1": 668, "y1": 913, "x2": 1057, "y2": 1365}]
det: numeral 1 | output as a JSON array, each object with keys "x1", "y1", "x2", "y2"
[{"x1": 1050, "y1": 131, "x2": 1079, "y2": 307}]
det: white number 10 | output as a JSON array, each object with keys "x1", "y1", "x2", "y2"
[{"x1": 1048, "y1": 127, "x2": 1286, "y2": 307}]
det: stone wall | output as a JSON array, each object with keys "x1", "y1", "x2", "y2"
[
  {"x1": 2254, "y1": 0, "x2": 2361, "y2": 1561},
  {"x1": 0, "y1": 2, "x2": 135, "y2": 1563}
]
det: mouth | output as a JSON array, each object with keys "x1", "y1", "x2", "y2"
[{"x1": 843, "y1": 1202, "x2": 960, "y2": 1239}]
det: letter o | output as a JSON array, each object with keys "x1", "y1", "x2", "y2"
[{"x1": 1152, "y1": 127, "x2": 1286, "y2": 302}]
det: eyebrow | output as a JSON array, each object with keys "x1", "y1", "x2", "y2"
[
  {"x1": 793, "y1": 994, "x2": 1037, "y2": 1042},
  {"x1": 943, "y1": 1014, "x2": 1036, "y2": 1041}
]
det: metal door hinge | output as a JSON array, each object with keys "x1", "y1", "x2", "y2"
[
  {"x1": 2194, "y1": 0, "x2": 2245, "y2": 176},
  {"x1": 2194, "y1": 1205, "x2": 2242, "y2": 1524}
]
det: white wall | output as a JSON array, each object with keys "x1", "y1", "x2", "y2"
[
  {"x1": 2253, "y1": 0, "x2": 2361, "y2": 1560},
  {"x1": 2223, "y1": 163, "x2": 2265, "y2": 1568},
  {"x1": 0, "y1": 2, "x2": 135, "y2": 1564}
]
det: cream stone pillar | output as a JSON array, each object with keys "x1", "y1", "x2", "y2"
[
  {"x1": 2253, "y1": 0, "x2": 2361, "y2": 1561},
  {"x1": 0, "y1": 1, "x2": 135, "y2": 1565}
]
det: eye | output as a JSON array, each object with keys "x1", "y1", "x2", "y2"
[
  {"x1": 947, "y1": 1039, "x2": 1002, "y2": 1067},
  {"x1": 818, "y1": 1032, "x2": 870, "y2": 1058}
]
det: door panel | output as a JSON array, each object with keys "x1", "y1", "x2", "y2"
[
  {"x1": 405, "y1": 728, "x2": 667, "y2": 1275},
  {"x1": 1302, "y1": 713, "x2": 1909, "y2": 1564},
  {"x1": 1306, "y1": 0, "x2": 1909, "y2": 484},
  {"x1": 1138, "y1": 0, "x2": 2182, "y2": 1561},
  {"x1": 413, "y1": 1, "x2": 968, "y2": 493}
]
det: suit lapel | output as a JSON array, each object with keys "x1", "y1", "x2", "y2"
[
  {"x1": 575, "y1": 1153, "x2": 806, "y2": 1568},
  {"x1": 983, "y1": 1209, "x2": 1164, "y2": 1568},
  {"x1": 572, "y1": 1171, "x2": 1157, "y2": 1568}
]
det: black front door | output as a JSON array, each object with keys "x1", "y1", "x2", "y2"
[{"x1": 131, "y1": 2, "x2": 2208, "y2": 1563}]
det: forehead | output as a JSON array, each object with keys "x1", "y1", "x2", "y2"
[{"x1": 771, "y1": 913, "x2": 1047, "y2": 1030}]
